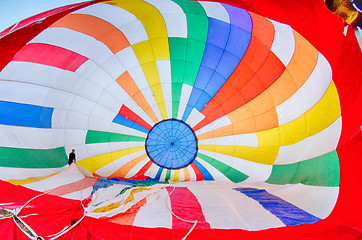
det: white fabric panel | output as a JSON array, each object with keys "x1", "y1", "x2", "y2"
[
  {"x1": 68, "y1": 95, "x2": 97, "y2": 115},
  {"x1": 145, "y1": 0, "x2": 187, "y2": 38},
  {"x1": 178, "y1": 168, "x2": 185, "y2": 182},
  {"x1": 177, "y1": 84, "x2": 193, "y2": 119},
  {"x1": 110, "y1": 122, "x2": 148, "y2": 138},
  {"x1": 266, "y1": 183, "x2": 339, "y2": 219},
  {"x1": 77, "y1": 78, "x2": 104, "y2": 103},
  {"x1": 100, "y1": 55, "x2": 126, "y2": 80},
  {"x1": 186, "y1": 108, "x2": 206, "y2": 127},
  {"x1": 198, "y1": 149, "x2": 273, "y2": 183},
  {"x1": 195, "y1": 157, "x2": 229, "y2": 181},
  {"x1": 119, "y1": 20, "x2": 149, "y2": 45},
  {"x1": 0, "y1": 126, "x2": 63, "y2": 149},
  {"x1": 23, "y1": 164, "x2": 85, "y2": 191},
  {"x1": 63, "y1": 129, "x2": 87, "y2": 147},
  {"x1": 51, "y1": 109, "x2": 89, "y2": 129},
  {"x1": 275, "y1": 117, "x2": 341, "y2": 164},
  {"x1": 96, "y1": 150, "x2": 146, "y2": 176},
  {"x1": 199, "y1": 1, "x2": 230, "y2": 23},
  {"x1": 116, "y1": 46, "x2": 140, "y2": 70},
  {"x1": 157, "y1": 60, "x2": 173, "y2": 119},
  {"x1": 134, "y1": 189, "x2": 172, "y2": 228},
  {"x1": 0, "y1": 80, "x2": 50, "y2": 106},
  {"x1": 169, "y1": 169, "x2": 176, "y2": 181},
  {"x1": 144, "y1": 162, "x2": 159, "y2": 179},
  {"x1": 276, "y1": 52, "x2": 332, "y2": 125},
  {"x1": 187, "y1": 165, "x2": 197, "y2": 181},
  {"x1": 61, "y1": 186, "x2": 93, "y2": 200},
  {"x1": 76, "y1": 61, "x2": 115, "y2": 89},
  {"x1": 198, "y1": 133, "x2": 258, "y2": 147},
  {"x1": 94, "y1": 93, "x2": 122, "y2": 116},
  {"x1": 44, "y1": 89, "x2": 69, "y2": 109},
  {"x1": 269, "y1": 19, "x2": 295, "y2": 66},
  {"x1": 125, "y1": 158, "x2": 149, "y2": 178},
  {"x1": 0, "y1": 166, "x2": 67, "y2": 181},
  {"x1": 195, "y1": 115, "x2": 232, "y2": 136},
  {"x1": 188, "y1": 182, "x2": 284, "y2": 230},
  {"x1": 29, "y1": 27, "x2": 112, "y2": 64}
]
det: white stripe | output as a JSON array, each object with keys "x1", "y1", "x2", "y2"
[
  {"x1": 195, "y1": 115, "x2": 232, "y2": 136},
  {"x1": 95, "y1": 150, "x2": 146, "y2": 177},
  {"x1": 276, "y1": 52, "x2": 332, "y2": 125},
  {"x1": 267, "y1": 183, "x2": 339, "y2": 219},
  {"x1": 61, "y1": 187, "x2": 93, "y2": 200},
  {"x1": 0, "y1": 126, "x2": 65, "y2": 149},
  {"x1": 187, "y1": 182, "x2": 284, "y2": 230},
  {"x1": 0, "y1": 166, "x2": 67, "y2": 181},
  {"x1": 83, "y1": 142, "x2": 145, "y2": 160},
  {"x1": 156, "y1": 60, "x2": 172, "y2": 119},
  {"x1": 269, "y1": 19, "x2": 295, "y2": 66},
  {"x1": 144, "y1": 0, "x2": 187, "y2": 38},
  {"x1": 186, "y1": 108, "x2": 205, "y2": 127},
  {"x1": 177, "y1": 84, "x2": 193, "y2": 119},
  {"x1": 29, "y1": 27, "x2": 113, "y2": 64},
  {"x1": 198, "y1": 133, "x2": 258, "y2": 147},
  {"x1": 133, "y1": 188, "x2": 172, "y2": 228},
  {"x1": 274, "y1": 117, "x2": 341, "y2": 164},
  {"x1": 186, "y1": 165, "x2": 197, "y2": 181},
  {"x1": 199, "y1": 1, "x2": 230, "y2": 23},
  {"x1": 198, "y1": 149, "x2": 273, "y2": 183}
]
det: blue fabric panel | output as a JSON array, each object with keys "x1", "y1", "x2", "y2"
[
  {"x1": 207, "y1": 18, "x2": 230, "y2": 48},
  {"x1": 193, "y1": 159, "x2": 214, "y2": 180},
  {"x1": 201, "y1": 43, "x2": 224, "y2": 70},
  {"x1": 234, "y1": 188, "x2": 321, "y2": 226},
  {"x1": 193, "y1": 66, "x2": 214, "y2": 90},
  {"x1": 222, "y1": 4, "x2": 252, "y2": 33},
  {"x1": 0, "y1": 100, "x2": 53, "y2": 128},
  {"x1": 182, "y1": 87, "x2": 203, "y2": 122},
  {"x1": 153, "y1": 167, "x2": 163, "y2": 181},
  {"x1": 225, "y1": 25, "x2": 252, "y2": 60},
  {"x1": 112, "y1": 114, "x2": 149, "y2": 134},
  {"x1": 216, "y1": 50, "x2": 240, "y2": 79}
]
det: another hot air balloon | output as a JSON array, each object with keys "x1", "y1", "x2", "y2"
[{"x1": 0, "y1": 0, "x2": 361, "y2": 239}]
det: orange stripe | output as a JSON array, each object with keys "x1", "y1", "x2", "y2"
[
  {"x1": 116, "y1": 72, "x2": 159, "y2": 123},
  {"x1": 51, "y1": 14, "x2": 130, "y2": 54},
  {"x1": 110, "y1": 154, "x2": 147, "y2": 178},
  {"x1": 183, "y1": 167, "x2": 190, "y2": 182},
  {"x1": 105, "y1": 198, "x2": 147, "y2": 225}
]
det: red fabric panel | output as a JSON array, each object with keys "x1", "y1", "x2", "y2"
[
  {"x1": 190, "y1": 163, "x2": 204, "y2": 181},
  {"x1": 166, "y1": 187, "x2": 210, "y2": 230},
  {"x1": 12, "y1": 43, "x2": 88, "y2": 72},
  {"x1": 119, "y1": 105, "x2": 152, "y2": 130},
  {"x1": 0, "y1": 0, "x2": 104, "y2": 72}
]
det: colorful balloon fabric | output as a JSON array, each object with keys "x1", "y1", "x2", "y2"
[{"x1": 0, "y1": 0, "x2": 361, "y2": 239}]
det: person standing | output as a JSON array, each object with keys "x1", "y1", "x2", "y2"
[{"x1": 68, "y1": 149, "x2": 76, "y2": 165}]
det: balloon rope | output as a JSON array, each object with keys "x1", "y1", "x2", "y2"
[
  {"x1": 47, "y1": 181, "x2": 86, "y2": 240},
  {"x1": 167, "y1": 187, "x2": 198, "y2": 240}
]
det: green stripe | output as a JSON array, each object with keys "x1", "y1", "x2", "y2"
[
  {"x1": 85, "y1": 130, "x2": 145, "y2": 144},
  {"x1": 170, "y1": 0, "x2": 208, "y2": 118},
  {"x1": 165, "y1": 169, "x2": 171, "y2": 181},
  {"x1": 197, "y1": 153, "x2": 249, "y2": 183},
  {"x1": 0, "y1": 146, "x2": 68, "y2": 168},
  {"x1": 266, "y1": 151, "x2": 340, "y2": 187}
]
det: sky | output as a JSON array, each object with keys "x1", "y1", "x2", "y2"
[{"x1": 0, "y1": 0, "x2": 86, "y2": 33}]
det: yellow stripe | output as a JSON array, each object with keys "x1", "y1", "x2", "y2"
[
  {"x1": 173, "y1": 169, "x2": 180, "y2": 182},
  {"x1": 109, "y1": 0, "x2": 169, "y2": 119},
  {"x1": 77, "y1": 146, "x2": 145, "y2": 172},
  {"x1": 6, "y1": 173, "x2": 58, "y2": 185}
]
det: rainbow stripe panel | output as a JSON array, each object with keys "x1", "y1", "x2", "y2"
[{"x1": 0, "y1": 0, "x2": 340, "y2": 228}]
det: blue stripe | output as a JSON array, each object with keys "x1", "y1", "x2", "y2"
[
  {"x1": 193, "y1": 159, "x2": 214, "y2": 180},
  {"x1": 0, "y1": 100, "x2": 53, "y2": 128},
  {"x1": 234, "y1": 188, "x2": 321, "y2": 226},
  {"x1": 182, "y1": 12, "x2": 252, "y2": 121},
  {"x1": 112, "y1": 114, "x2": 149, "y2": 134},
  {"x1": 154, "y1": 167, "x2": 163, "y2": 181}
]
